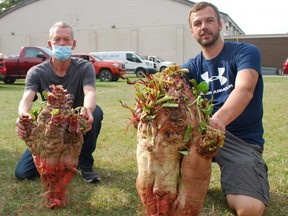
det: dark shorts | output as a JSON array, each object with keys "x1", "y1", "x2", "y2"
[{"x1": 213, "y1": 131, "x2": 270, "y2": 206}]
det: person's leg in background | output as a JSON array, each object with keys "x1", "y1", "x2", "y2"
[
  {"x1": 15, "y1": 148, "x2": 39, "y2": 180},
  {"x1": 78, "y1": 105, "x2": 104, "y2": 183}
]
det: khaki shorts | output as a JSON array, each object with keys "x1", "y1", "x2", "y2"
[{"x1": 213, "y1": 131, "x2": 270, "y2": 206}]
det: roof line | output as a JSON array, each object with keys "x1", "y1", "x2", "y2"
[
  {"x1": 0, "y1": 0, "x2": 39, "y2": 19},
  {"x1": 171, "y1": 0, "x2": 245, "y2": 34}
]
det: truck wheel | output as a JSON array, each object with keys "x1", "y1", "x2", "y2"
[
  {"x1": 3, "y1": 77, "x2": 16, "y2": 84},
  {"x1": 136, "y1": 69, "x2": 145, "y2": 78},
  {"x1": 160, "y1": 66, "x2": 167, "y2": 72},
  {"x1": 99, "y1": 70, "x2": 113, "y2": 82}
]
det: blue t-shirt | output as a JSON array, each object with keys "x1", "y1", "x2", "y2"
[{"x1": 182, "y1": 42, "x2": 264, "y2": 148}]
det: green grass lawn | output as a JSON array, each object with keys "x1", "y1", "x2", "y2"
[{"x1": 0, "y1": 76, "x2": 287, "y2": 216}]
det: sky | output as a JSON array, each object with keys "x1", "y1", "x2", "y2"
[{"x1": 192, "y1": 0, "x2": 288, "y2": 34}]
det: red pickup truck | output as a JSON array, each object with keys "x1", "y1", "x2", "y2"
[
  {"x1": 71, "y1": 53, "x2": 126, "y2": 81},
  {"x1": 0, "y1": 46, "x2": 126, "y2": 84},
  {"x1": 0, "y1": 46, "x2": 52, "y2": 84},
  {"x1": 281, "y1": 57, "x2": 288, "y2": 75},
  {"x1": 0, "y1": 58, "x2": 6, "y2": 81}
]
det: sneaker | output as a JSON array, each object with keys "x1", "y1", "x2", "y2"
[{"x1": 81, "y1": 169, "x2": 101, "y2": 183}]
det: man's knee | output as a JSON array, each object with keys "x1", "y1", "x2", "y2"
[
  {"x1": 227, "y1": 194, "x2": 266, "y2": 216},
  {"x1": 14, "y1": 156, "x2": 39, "y2": 180},
  {"x1": 91, "y1": 105, "x2": 103, "y2": 134},
  {"x1": 15, "y1": 168, "x2": 39, "y2": 180},
  {"x1": 15, "y1": 166, "x2": 25, "y2": 180},
  {"x1": 93, "y1": 105, "x2": 103, "y2": 123}
]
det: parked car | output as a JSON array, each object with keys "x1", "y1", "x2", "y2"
[
  {"x1": 0, "y1": 46, "x2": 52, "y2": 84},
  {"x1": 90, "y1": 51, "x2": 156, "y2": 78},
  {"x1": 281, "y1": 58, "x2": 288, "y2": 75},
  {"x1": 261, "y1": 67, "x2": 280, "y2": 76},
  {"x1": 0, "y1": 52, "x2": 6, "y2": 58},
  {"x1": 144, "y1": 56, "x2": 176, "y2": 72},
  {"x1": 0, "y1": 58, "x2": 5, "y2": 80},
  {"x1": 72, "y1": 53, "x2": 126, "y2": 82},
  {"x1": 0, "y1": 47, "x2": 126, "y2": 84}
]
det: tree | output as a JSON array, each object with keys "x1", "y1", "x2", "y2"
[{"x1": 0, "y1": 0, "x2": 22, "y2": 15}]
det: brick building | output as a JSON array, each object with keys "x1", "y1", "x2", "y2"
[{"x1": 225, "y1": 34, "x2": 288, "y2": 70}]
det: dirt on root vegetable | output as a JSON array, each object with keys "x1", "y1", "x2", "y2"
[
  {"x1": 20, "y1": 84, "x2": 88, "y2": 209},
  {"x1": 121, "y1": 65, "x2": 225, "y2": 215}
]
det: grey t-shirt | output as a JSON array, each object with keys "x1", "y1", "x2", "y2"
[{"x1": 25, "y1": 57, "x2": 96, "y2": 108}]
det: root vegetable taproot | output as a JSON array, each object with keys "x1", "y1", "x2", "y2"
[
  {"x1": 121, "y1": 65, "x2": 225, "y2": 215},
  {"x1": 19, "y1": 84, "x2": 87, "y2": 208}
]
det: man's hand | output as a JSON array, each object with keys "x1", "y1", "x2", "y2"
[
  {"x1": 209, "y1": 115, "x2": 226, "y2": 132},
  {"x1": 80, "y1": 107, "x2": 94, "y2": 134},
  {"x1": 15, "y1": 113, "x2": 32, "y2": 139}
]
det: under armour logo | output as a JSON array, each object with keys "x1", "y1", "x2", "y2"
[{"x1": 201, "y1": 67, "x2": 227, "y2": 85}]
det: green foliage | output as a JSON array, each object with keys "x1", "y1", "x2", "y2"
[
  {"x1": 190, "y1": 79, "x2": 209, "y2": 96},
  {"x1": 0, "y1": 0, "x2": 22, "y2": 14},
  {"x1": 30, "y1": 108, "x2": 39, "y2": 120},
  {"x1": 51, "y1": 108, "x2": 59, "y2": 116},
  {"x1": 190, "y1": 80, "x2": 214, "y2": 133},
  {"x1": 183, "y1": 125, "x2": 192, "y2": 143},
  {"x1": 0, "y1": 76, "x2": 287, "y2": 215}
]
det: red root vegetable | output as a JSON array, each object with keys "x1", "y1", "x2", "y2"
[
  {"x1": 121, "y1": 66, "x2": 225, "y2": 215},
  {"x1": 19, "y1": 84, "x2": 88, "y2": 209}
]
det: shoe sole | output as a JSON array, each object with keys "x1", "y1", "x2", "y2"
[
  {"x1": 78, "y1": 170, "x2": 101, "y2": 183},
  {"x1": 83, "y1": 177, "x2": 101, "y2": 183}
]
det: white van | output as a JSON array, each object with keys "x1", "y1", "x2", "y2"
[
  {"x1": 89, "y1": 51, "x2": 156, "y2": 77},
  {"x1": 145, "y1": 56, "x2": 176, "y2": 72}
]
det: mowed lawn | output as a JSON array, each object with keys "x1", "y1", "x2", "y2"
[{"x1": 0, "y1": 76, "x2": 287, "y2": 216}]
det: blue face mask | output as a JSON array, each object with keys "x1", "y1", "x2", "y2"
[{"x1": 52, "y1": 45, "x2": 72, "y2": 61}]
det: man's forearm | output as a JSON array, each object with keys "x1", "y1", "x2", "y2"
[
  {"x1": 18, "y1": 91, "x2": 35, "y2": 115},
  {"x1": 213, "y1": 87, "x2": 253, "y2": 127},
  {"x1": 83, "y1": 87, "x2": 96, "y2": 113}
]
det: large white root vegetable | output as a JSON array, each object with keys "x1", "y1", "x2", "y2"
[{"x1": 121, "y1": 66, "x2": 224, "y2": 215}]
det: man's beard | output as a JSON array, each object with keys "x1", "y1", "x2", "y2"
[{"x1": 197, "y1": 30, "x2": 220, "y2": 47}]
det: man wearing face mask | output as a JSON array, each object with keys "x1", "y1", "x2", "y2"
[{"x1": 15, "y1": 21, "x2": 103, "y2": 184}]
